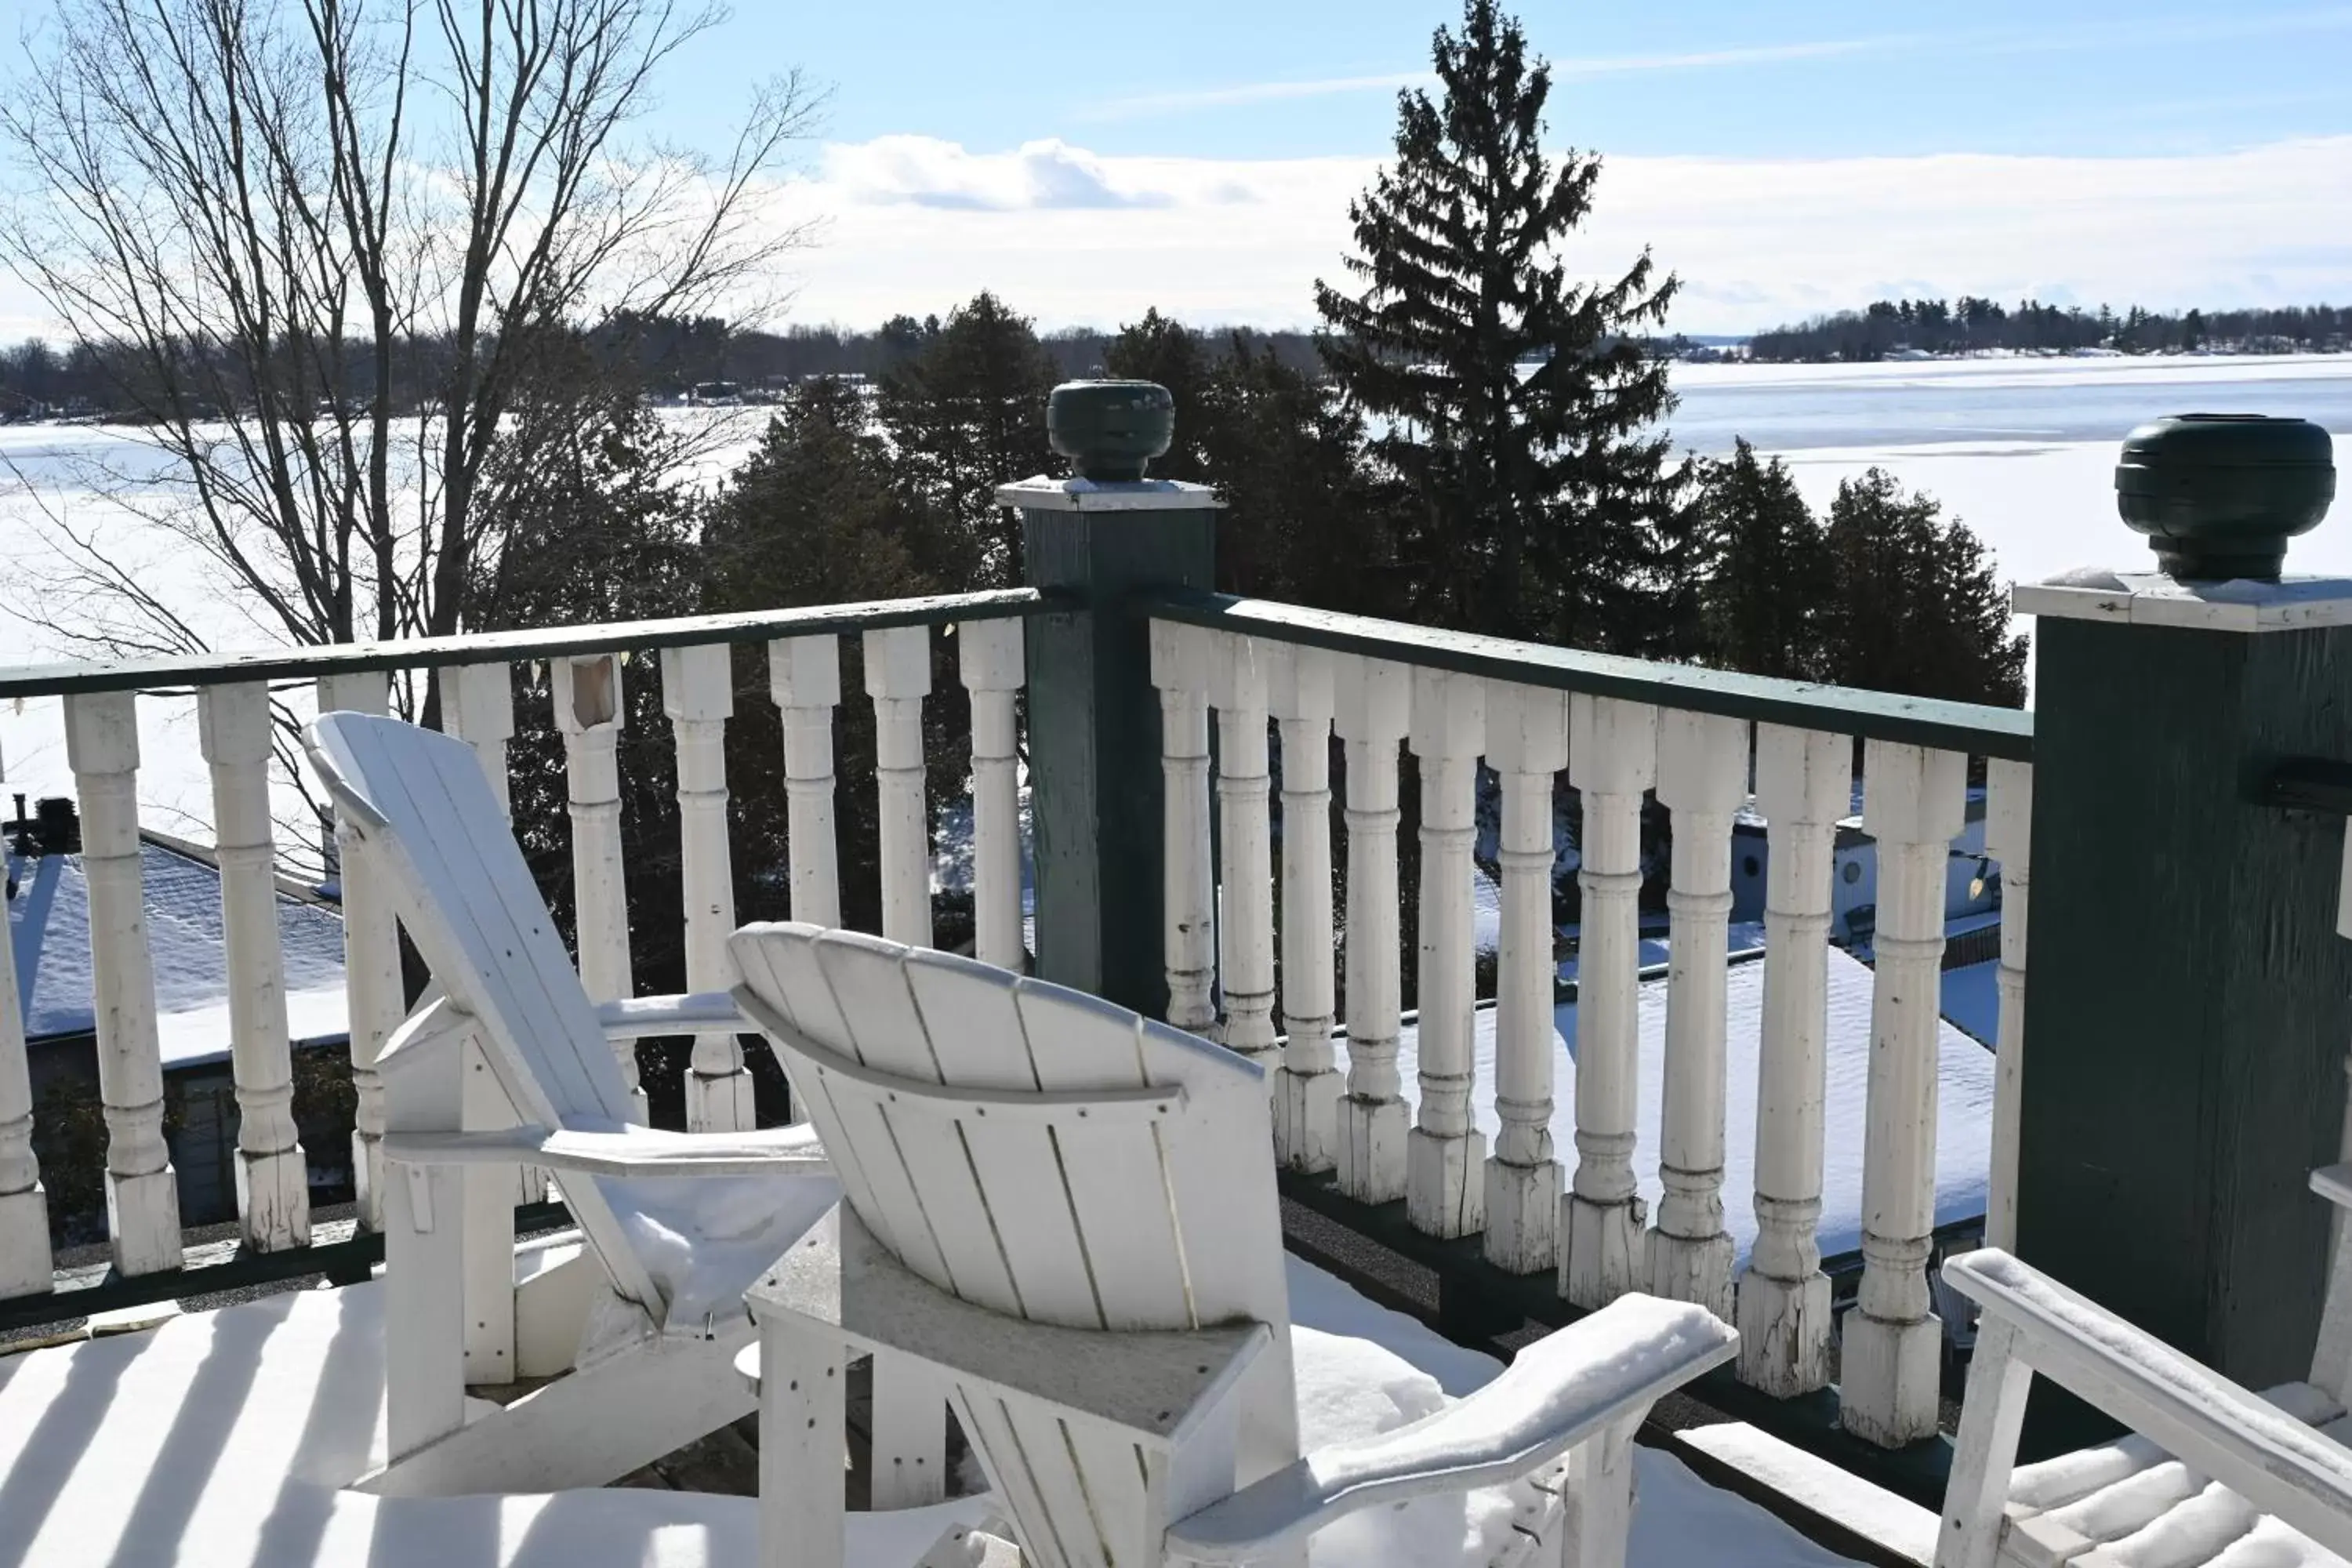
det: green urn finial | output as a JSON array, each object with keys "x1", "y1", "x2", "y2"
[
  {"x1": 2115, "y1": 414, "x2": 2335, "y2": 582},
  {"x1": 1048, "y1": 380, "x2": 1174, "y2": 483}
]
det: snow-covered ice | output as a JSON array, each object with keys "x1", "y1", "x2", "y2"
[{"x1": 0, "y1": 1246, "x2": 1856, "y2": 1568}]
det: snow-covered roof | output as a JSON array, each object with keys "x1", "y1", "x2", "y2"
[
  {"x1": 1365, "y1": 943, "x2": 1992, "y2": 1265},
  {"x1": 9, "y1": 839, "x2": 350, "y2": 1068}
]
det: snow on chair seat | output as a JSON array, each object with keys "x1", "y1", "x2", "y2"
[
  {"x1": 728, "y1": 921, "x2": 1741, "y2": 1568},
  {"x1": 1936, "y1": 1249, "x2": 2352, "y2": 1568},
  {"x1": 301, "y1": 712, "x2": 840, "y2": 1497}
]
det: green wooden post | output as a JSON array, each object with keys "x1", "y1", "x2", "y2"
[
  {"x1": 1004, "y1": 382, "x2": 1218, "y2": 1015},
  {"x1": 2016, "y1": 416, "x2": 2346, "y2": 1420}
]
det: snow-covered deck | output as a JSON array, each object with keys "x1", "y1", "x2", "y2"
[
  {"x1": 1369, "y1": 943, "x2": 1994, "y2": 1262},
  {"x1": 0, "y1": 1249, "x2": 1856, "y2": 1568}
]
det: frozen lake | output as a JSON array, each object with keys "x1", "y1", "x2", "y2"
[{"x1": 2, "y1": 353, "x2": 2350, "y2": 842}]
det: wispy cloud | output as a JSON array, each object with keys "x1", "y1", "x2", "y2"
[
  {"x1": 1078, "y1": 72, "x2": 1434, "y2": 122},
  {"x1": 1078, "y1": 38, "x2": 1900, "y2": 122},
  {"x1": 734, "y1": 133, "x2": 2352, "y2": 336},
  {"x1": 1077, "y1": 8, "x2": 2352, "y2": 124}
]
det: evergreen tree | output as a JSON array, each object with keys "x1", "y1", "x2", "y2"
[
  {"x1": 700, "y1": 378, "x2": 975, "y2": 943},
  {"x1": 1693, "y1": 439, "x2": 1830, "y2": 679},
  {"x1": 1818, "y1": 469, "x2": 2027, "y2": 706},
  {"x1": 467, "y1": 383, "x2": 719, "y2": 1127},
  {"x1": 1103, "y1": 313, "x2": 1405, "y2": 614},
  {"x1": 874, "y1": 292, "x2": 1059, "y2": 586},
  {"x1": 1314, "y1": 0, "x2": 1684, "y2": 650},
  {"x1": 1102, "y1": 307, "x2": 1214, "y2": 482}
]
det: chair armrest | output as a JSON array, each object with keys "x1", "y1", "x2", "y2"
[
  {"x1": 1164, "y1": 1294, "x2": 1737, "y2": 1564},
  {"x1": 1942, "y1": 1249, "x2": 2352, "y2": 1559},
  {"x1": 597, "y1": 992, "x2": 750, "y2": 1040},
  {"x1": 384, "y1": 1122, "x2": 829, "y2": 1180}
]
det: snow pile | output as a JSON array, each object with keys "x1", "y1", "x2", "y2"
[
  {"x1": 0, "y1": 1238, "x2": 1858, "y2": 1568},
  {"x1": 602, "y1": 1167, "x2": 843, "y2": 1327}
]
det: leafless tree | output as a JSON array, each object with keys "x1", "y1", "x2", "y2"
[{"x1": 0, "y1": 0, "x2": 817, "y2": 659}]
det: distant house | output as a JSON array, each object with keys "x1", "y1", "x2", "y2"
[
  {"x1": 1728, "y1": 785, "x2": 2000, "y2": 947},
  {"x1": 7, "y1": 800, "x2": 352, "y2": 1228}
]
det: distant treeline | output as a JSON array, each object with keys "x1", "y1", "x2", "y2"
[
  {"x1": 0, "y1": 312, "x2": 1325, "y2": 419},
  {"x1": 1750, "y1": 299, "x2": 2352, "y2": 362}
]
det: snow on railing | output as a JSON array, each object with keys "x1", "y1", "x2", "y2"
[
  {"x1": 0, "y1": 590, "x2": 1040, "y2": 1309},
  {"x1": 1144, "y1": 590, "x2": 2036, "y2": 1450}
]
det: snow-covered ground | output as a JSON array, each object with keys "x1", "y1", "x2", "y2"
[{"x1": 0, "y1": 1248, "x2": 1854, "y2": 1568}]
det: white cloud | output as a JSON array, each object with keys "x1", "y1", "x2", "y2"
[
  {"x1": 1078, "y1": 8, "x2": 2352, "y2": 124},
  {"x1": 5, "y1": 134, "x2": 2347, "y2": 342},
  {"x1": 747, "y1": 133, "x2": 2352, "y2": 336}
]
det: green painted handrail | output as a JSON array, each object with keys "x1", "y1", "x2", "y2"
[
  {"x1": 0, "y1": 588, "x2": 1054, "y2": 699},
  {"x1": 1140, "y1": 588, "x2": 2034, "y2": 762}
]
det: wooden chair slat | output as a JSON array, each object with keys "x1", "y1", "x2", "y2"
[
  {"x1": 1010, "y1": 982, "x2": 1192, "y2": 1331},
  {"x1": 812, "y1": 934, "x2": 1023, "y2": 1313},
  {"x1": 904, "y1": 952, "x2": 1102, "y2": 1327},
  {"x1": 735, "y1": 926, "x2": 953, "y2": 1285}
]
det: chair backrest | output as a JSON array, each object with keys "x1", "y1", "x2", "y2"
[
  {"x1": 728, "y1": 922, "x2": 1301, "y2": 1510},
  {"x1": 304, "y1": 711, "x2": 665, "y2": 1312}
]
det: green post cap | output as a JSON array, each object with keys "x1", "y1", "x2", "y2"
[
  {"x1": 2115, "y1": 413, "x2": 2335, "y2": 582},
  {"x1": 1047, "y1": 380, "x2": 1174, "y2": 483}
]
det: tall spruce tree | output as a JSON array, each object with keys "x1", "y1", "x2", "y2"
[{"x1": 1315, "y1": 0, "x2": 1684, "y2": 650}]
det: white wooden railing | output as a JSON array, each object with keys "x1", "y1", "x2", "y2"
[
  {"x1": 0, "y1": 592, "x2": 1036, "y2": 1302},
  {"x1": 1145, "y1": 597, "x2": 2036, "y2": 1450},
  {"x1": 0, "y1": 571, "x2": 2032, "y2": 1459}
]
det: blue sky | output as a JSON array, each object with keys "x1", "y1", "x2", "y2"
[
  {"x1": 1, "y1": 1, "x2": 2345, "y2": 337},
  {"x1": 615, "y1": 1, "x2": 2352, "y2": 332},
  {"x1": 670, "y1": 1, "x2": 2352, "y2": 163}
]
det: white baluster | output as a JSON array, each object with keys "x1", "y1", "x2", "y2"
[
  {"x1": 1270, "y1": 643, "x2": 1338, "y2": 1172},
  {"x1": 958, "y1": 620, "x2": 1025, "y2": 971},
  {"x1": 664, "y1": 644, "x2": 753, "y2": 1133},
  {"x1": 1151, "y1": 621, "x2": 1216, "y2": 1033},
  {"x1": 0, "y1": 793, "x2": 49, "y2": 1296},
  {"x1": 865, "y1": 626, "x2": 934, "y2": 949},
  {"x1": 1984, "y1": 759, "x2": 2032, "y2": 1253},
  {"x1": 61, "y1": 691, "x2": 182, "y2": 1276},
  {"x1": 197, "y1": 681, "x2": 309, "y2": 1252},
  {"x1": 1483, "y1": 680, "x2": 1568, "y2": 1273},
  {"x1": 1736, "y1": 725, "x2": 1847, "y2": 1397},
  {"x1": 1212, "y1": 633, "x2": 1278, "y2": 1074},
  {"x1": 1842, "y1": 741, "x2": 1966, "y2": 1449},
  {"x1": 769, "y1": 636, "x2": 844, "y2": 928},
  {"x1": 553, "y1": 653, "x2": 640, "y2": 1120},
  {"x1": 1406, "y1": 667, "x2": 1486, "y2": 1239},
  {"x1": 1561, "y1": 695, "x2": 1657, "y2": 1308},
  {"x1": 438, "y1": 663, "x2": 514, "y2": 816},
  {"x1": 319, "y1": 670, "x2": 401, "y2": 1230},
  {"x1": 1334, "y1": 655, "x2": 1411, "y2": 1203},
  {"x1": 1648, "y1": 710, "x2": 1749, "y2": 1318}
]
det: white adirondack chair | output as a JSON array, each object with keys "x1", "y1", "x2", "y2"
[
  {"x1": 728, "y1": 921, "x2": 1740, "y2": 1568},
  {"x1": 303, "y1": 711, "x2": 842, "y2": 1496},
  {"x1": 1934, "y1": 1169, "x2": 2352, "y2": 1567}
]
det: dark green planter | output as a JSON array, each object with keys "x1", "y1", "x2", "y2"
[
  {"x1": 1047, "y1": 381, "x2": 1174, "y2": 482},
  {"x1": 2115, "y1": 413, "x2": 2335, "y2": 581}
]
